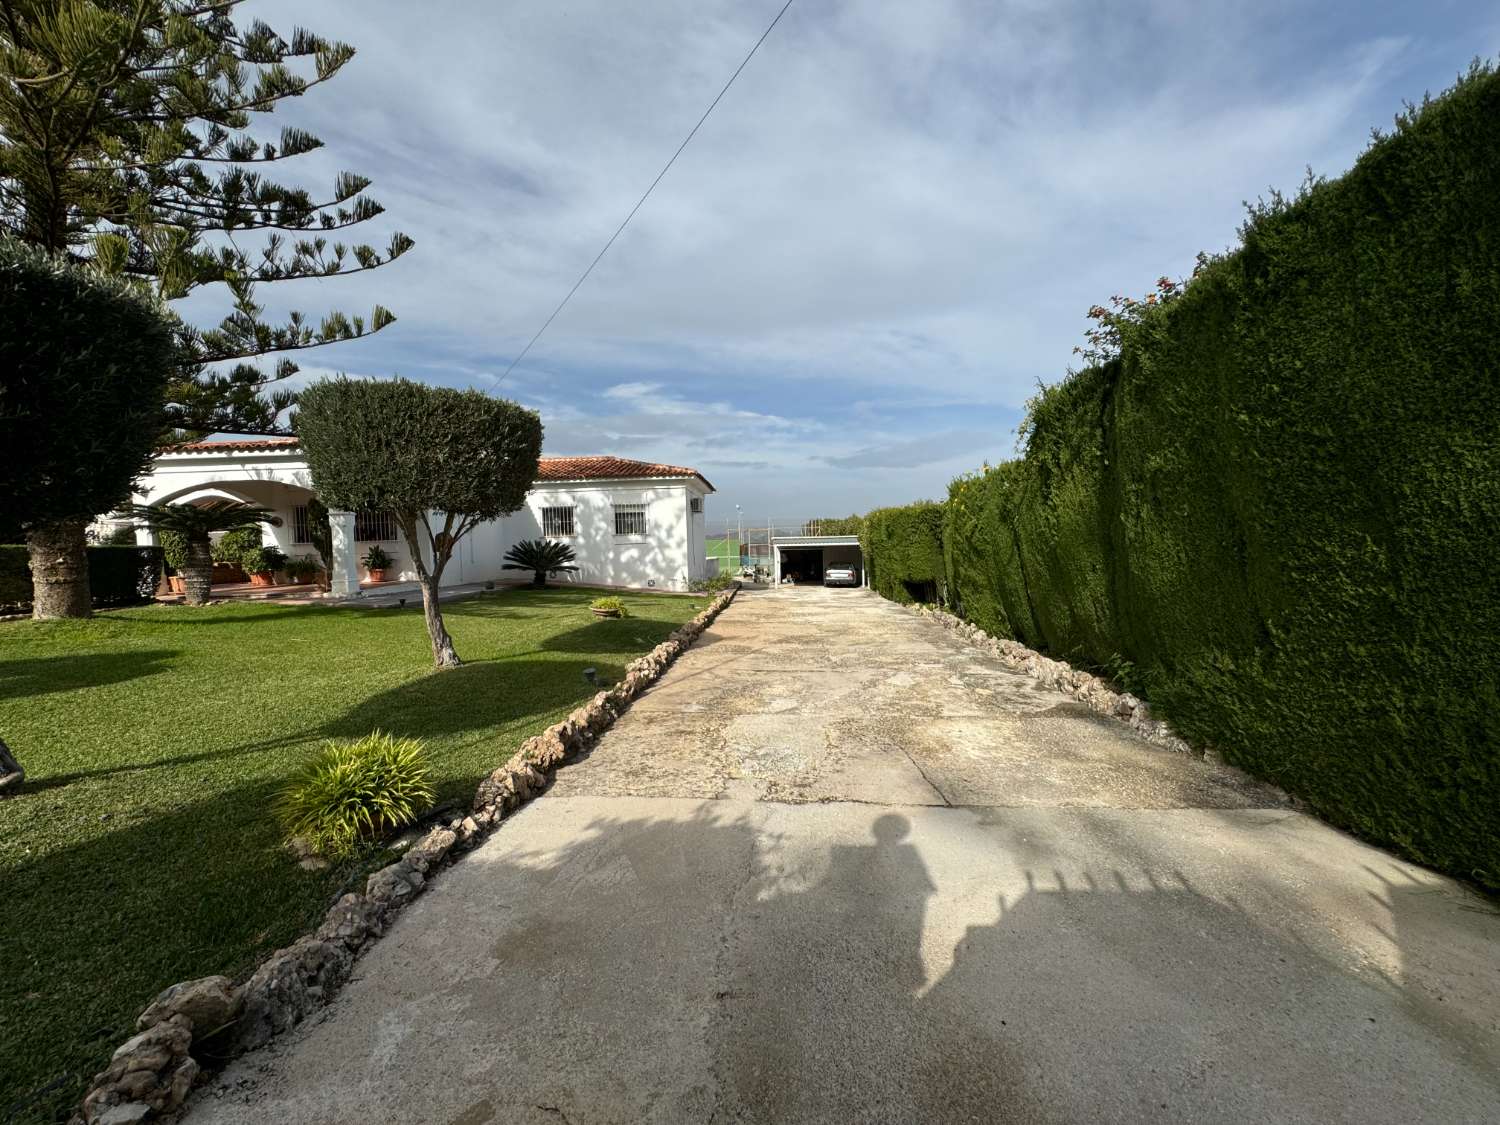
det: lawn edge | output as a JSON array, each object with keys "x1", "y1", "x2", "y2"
[{"x1": 70, "y1": 585, "x2": 740, "y2": 1125}]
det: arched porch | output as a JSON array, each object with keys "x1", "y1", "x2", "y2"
[{"x1": 128, "y1": 467, "x2": 412, "y2": 598}]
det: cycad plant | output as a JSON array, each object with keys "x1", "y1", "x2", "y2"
[
  {"x1": 502, "y1": 539, "x2": 579, "y2": 588},
  {"x1": 127, "y1": 501, "x2": 280, "y2": 605}
]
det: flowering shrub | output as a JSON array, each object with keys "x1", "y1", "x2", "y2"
[{"x1": 1074, "y1": 253, "x2": 1209, "y2": 365}]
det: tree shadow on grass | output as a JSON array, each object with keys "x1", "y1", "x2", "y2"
[
  {"x1": 320, "y1": 657, "x2": 618, "y2": 745},
  {"x1": 0, "y1": 774, "x2": 346, "y2": 1125},
  {"x1": 11, "y1": 730, "x2": 308, "y2": 795},
  {"x1": 0, "y1": 650, "x2": 177, "y2": 702},
  {"x1": 113, "y1": 606, "x2": 326, "y2": 627},
  {"x1": 539, "y1": 615, "x2": 695, "y2": 656}
]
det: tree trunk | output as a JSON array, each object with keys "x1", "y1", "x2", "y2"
[
  {"x1": 180, "y1": 536, "x2": 214, "y2": 606},
  {"x1": 532, "y1": 570, "x2": 545, "y2": 588},
  {"x1": 420, "y1": 577, "x2": 461, "y2": 668},
  {"x1": 27, "y1": 519, "x2": 92, "y2": 619},
  {"x1": 0, "y1": 735, "x2": 23, "y2": 796}
]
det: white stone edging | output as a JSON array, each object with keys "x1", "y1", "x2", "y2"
[{"x1": 70, "y1": 585, "x2": 741, "y2": 1125}]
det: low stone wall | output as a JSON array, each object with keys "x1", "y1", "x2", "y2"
[
  {"x1": 909, "y1": 603, "x2": 1207, "y2": 759},
  {"x1": 71, "y1": 585, "x2": 741, "y2": 1125}
]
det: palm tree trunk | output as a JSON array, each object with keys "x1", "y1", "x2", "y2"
[
  {"x1": 532, "y1": 570, "x2": 546, "y2": 588},
  {"x1": 26, "y1": 519, "x2": 92, "y2": 619},
  {"x1": 420, "y1": 577, "x2": 460, "y2": 668},
  {"x1": 180, "y1": 536, "x2": 213, "y2": 606},
  {"x1": 0, "y1": 735, "x2": 23, "y2": 796}
]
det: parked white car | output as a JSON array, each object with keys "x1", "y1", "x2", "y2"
[{"x1": 824, "y1": 565, "x2": 859, "y2": 587}]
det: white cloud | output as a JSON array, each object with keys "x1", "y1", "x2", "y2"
[{"x1": 221, "y1": 0, "x2": 1485, "y2": 515}]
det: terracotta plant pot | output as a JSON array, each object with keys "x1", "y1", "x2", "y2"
[
  {"x1": 366, "y1": 569, "x2": 389, "y2": 583},
  {"x1": 249, "y1": 572, "x2": 275, "y2": 588},
  {"x1": 167, "y1": 575, "x2": 184, "y2": 594}
]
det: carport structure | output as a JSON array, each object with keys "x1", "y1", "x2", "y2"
[{"x1": 770, "y1": 534, "x2": 865, "y2": 586}]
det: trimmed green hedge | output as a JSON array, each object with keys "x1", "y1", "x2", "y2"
[
  {"x1": 871, "y1": 66, "x2": 1500, "y2": 890},
  {"x1": 0, "y1": 545, "x2": 163, "y2": 610},
  {"x1": 862, "y1": 503, "x2": 945, "y2": 604},
  {"x1": 0, "y1": 545, "x2": 28, "y2": 608}
]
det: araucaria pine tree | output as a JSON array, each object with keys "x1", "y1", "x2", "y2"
[{"x1": 0, "y1": 0, "x2": 412, "y2": 614}]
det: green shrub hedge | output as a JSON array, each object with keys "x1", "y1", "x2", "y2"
[
  {"x1": 0, "y1": 545, "x2": 163, "y2": 610},
  {"x1": 862, "y1": 502, "x2": 945, "y2": 604},
  {"x1": 868, "y1": 66, "x2": 1500, "y2": 889},
  {"x1": 0, "y1": 545, "x2": 29, "y2": 608}
]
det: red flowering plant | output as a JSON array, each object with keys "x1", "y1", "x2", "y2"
[{"x1": 1073, "y1": 252, "x2": 1209, "y2": 365}]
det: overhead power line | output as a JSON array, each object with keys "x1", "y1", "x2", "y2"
[{"x1": 497, "y1": 0, "x2": 797, "y2": 383}]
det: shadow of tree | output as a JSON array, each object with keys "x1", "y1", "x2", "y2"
[
  {"x1": 538, "y1": 615, "x2": 691, "y2": 656},
  {"x1": 0, "y1": 650, "x2": 177, "y2": 702},
  {"x1": 116, "y1": 606, "x2": 326, "y2": 627},
  {"x1": 10, "y1": 731, "x2": 308, "y2": 795},
  {"x1": 1, "y1": 775, "x2": 348, "y2": 1125},
  {"x1": 320, "y1": 657, "x2": 616, "y2": 745}
]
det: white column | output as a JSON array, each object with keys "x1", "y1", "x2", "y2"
[
  {"x1": 329, "y1": 510, "x2": 360, "y2": 597},
  {"x1": 773, "y1": 544, "x2": 781, "y2": 586}
]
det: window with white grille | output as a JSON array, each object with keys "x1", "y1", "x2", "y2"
[
  {"x1": 689, "y1": 497, "x2": 702, "y2": 513},
  {"x1": 613, "y1": 503, "x2": 647, "y2": 537},
  {"x1": 354, "y1": 510, "x2": 398, "y2": 542},
  {"x1": 292, "y1": 505, "x2": 312, "y2": 544},
  {"x1": 541, "y1": 506, "x2": 576, "y2": 538}
]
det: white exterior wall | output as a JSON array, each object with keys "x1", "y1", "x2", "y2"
[
  {"x1": 125, "y1": 451, "x2": 710, "y2": 593},
  {"x1": 127, "y1": 450, "x2": 425, "y2": 582},
  {"x1": 507, "y1": 477, "x2": 709, "y2": 593}
]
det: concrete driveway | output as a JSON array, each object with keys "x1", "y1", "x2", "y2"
[{"x1": 191, "y1": 587, "x2": 1500, "y2": 1124}]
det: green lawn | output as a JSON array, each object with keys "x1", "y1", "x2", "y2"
[{"x1": 0, "y1": 588, "x2": 706, "y2": 1123}]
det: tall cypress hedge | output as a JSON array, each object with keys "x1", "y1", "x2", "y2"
[
  {"x1": 866, "y1": 65, "x2": 1500, "y2": 889},
  {"x1": 862, "y1": 503, "x2": 945, "y2": 603}
]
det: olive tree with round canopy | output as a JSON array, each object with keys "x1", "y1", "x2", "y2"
[{"x1": 296, "y1": 377, "x2": 542, "y2": 667}]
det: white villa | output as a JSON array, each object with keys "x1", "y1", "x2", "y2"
[{"x1": 124, "y1": 438, "x2": 716, "y2": 595}]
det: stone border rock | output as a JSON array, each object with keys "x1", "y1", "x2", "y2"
[
  {"x1": 70, "y1": 585, "x2": 740, "y2": 1125},
  {"x1": 909, "y1": 604, "x2": 1206, "y2": 760}
]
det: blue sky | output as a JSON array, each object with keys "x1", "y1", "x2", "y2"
[{"x1": 209, "y1": 0, "x2": 1497, "y2": 528}]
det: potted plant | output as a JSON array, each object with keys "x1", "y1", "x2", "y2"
[
  {"x1": 284, "y1": 554, "x2": 322, "y2": 586},
  {"x1": 362, "y1": 544, "x2": 393, "y2": 583},
  {"x1": 212, "y1": 526, "x2": 261, "y2": 584},
  {"x1": 159, "y1": 529, "x2": 187, "y2": 594},
  {"x1": 590, "y1": 596, "x2": 628, "y2": 619},
  {"x1": 243, "y1": 545, "x2": 288, "y2": 587}
]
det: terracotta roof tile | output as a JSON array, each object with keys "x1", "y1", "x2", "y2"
[
  {"x1": 161, "y1": 437, "x2": 302, "y2": 453},
  {"x1": 535, "y1": 456, "x2": 713, "y2": 491},
  {"x1": 158, "y1": 441, "x2": 713, "y2": 490}
]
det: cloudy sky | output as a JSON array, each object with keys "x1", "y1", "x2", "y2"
[{"x1": 216, "y1": 0, "x2": 1495, "y2": 529}]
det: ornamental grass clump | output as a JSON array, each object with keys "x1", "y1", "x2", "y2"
[
  {"x1": 590, "y1": 596, "x2": 627, "y2": 618},
  {"x1": 275, "y1": 731, "x2": 435, "y2": 859}
]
